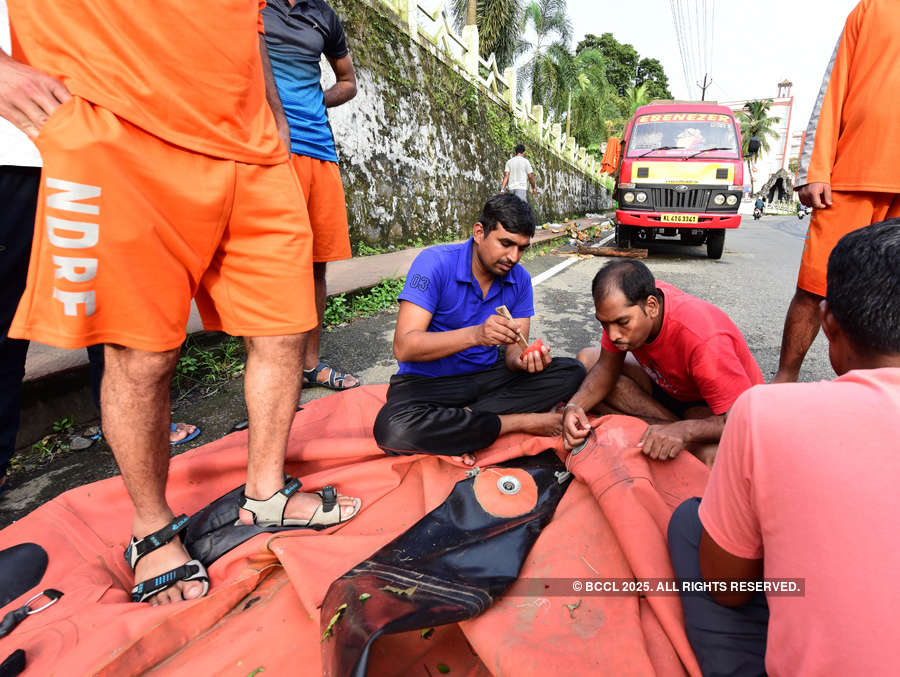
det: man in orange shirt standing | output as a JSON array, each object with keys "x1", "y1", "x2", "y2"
[
  {"x1": 0, "y1": 2, "x2": 360, "y2": 605},
  {"x1": 775, "y1": 0, "x2": 900, "y2": 382}
]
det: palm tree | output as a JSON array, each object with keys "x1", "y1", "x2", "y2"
[
  {"x1": 738, "y1": 99, "x2": 781, "y2": 194},
  {"x1": 518, "y1": 0, "x2": 572, "y2": 99},
  {"x1": 622, "y1": 82, "x2": 650, "y2": 118},
  {"x1": 450, "y1": 0, "x2": 528, "y2": 71},
  {"x1": 566, "y1": 48, "x2": 615, "y2": 148}
]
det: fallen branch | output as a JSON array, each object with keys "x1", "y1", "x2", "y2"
[{"x1": 576, "y1": 245, "x2": 648, "y2": 259}]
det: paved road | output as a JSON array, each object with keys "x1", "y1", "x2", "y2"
[
  {"x1": 343, "y1": 212, "x2": 830, "y2": 389},
  {"x1": 1, "y1": 213, "x2": 829, "y2": 523}
]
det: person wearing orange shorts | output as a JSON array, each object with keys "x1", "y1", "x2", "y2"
[
  {"x1": 776, "y1": 0, "x2": 900, "y2": 382},
  {"x1": 0, "y1": 1, "x2": 361, "y2": 605},
  {"x1": 264, "y1": 0, "x2": 360, "y2": 391}
]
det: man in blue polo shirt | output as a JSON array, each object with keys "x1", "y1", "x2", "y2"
[
  {"x1": 373, "y1": 194, "x2": 586, "y2": 465},
  {"x1": 263, "y1": 0, "x2": 360, "y2": 391}
]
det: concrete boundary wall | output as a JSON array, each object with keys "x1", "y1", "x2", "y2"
[{"x1": 328, "y1": 0, "x2": 612, "y2": 249}]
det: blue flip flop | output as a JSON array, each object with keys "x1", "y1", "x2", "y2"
[
  {"x1": 90, "y1": 424, "x2": 200, "y2": 446},
  {"x1": 170, "y1": 422, "x2": 201, "y2": 446}
]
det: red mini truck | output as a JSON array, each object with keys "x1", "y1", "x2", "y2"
[{"x1": 613, "y1": 102, "x2": 745, "y2": 259}]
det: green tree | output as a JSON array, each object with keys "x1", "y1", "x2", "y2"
[
  {"x1": 576, "y1": 32, "x2": 637, "y2": 97},
  {"x1": 567, "y1": 48, "x2": 617, "y2": 148},
  {"x1": 738, "y1": 99, "x2": 782, "y2": 193},
  {"x1": 518, "y1": 0, "x2": 573, "y2": 99},
  {"x1": 451, "y1": 0, "x2": 527, "y2": 71},
  {"x1": 635, "y1": 58, "x2": 672, "y2": 101}
]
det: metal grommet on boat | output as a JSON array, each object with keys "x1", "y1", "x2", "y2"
[{"x1": 497, "y1": 475, "x2": 521, "y2": 495}]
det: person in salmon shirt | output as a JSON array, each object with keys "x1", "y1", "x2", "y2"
[
  {"x1": 776, "y1": 0, "x2": 900, "y2": 383},
  {"x1": 563, "y1": 259, "x2": 763, "y2": 466},
  {"x1": 0, "y1": 1, "x2": 360, "y2": 606},
  {"x1": 669, "y1": 220, "x2": 900, "y2": 676}
]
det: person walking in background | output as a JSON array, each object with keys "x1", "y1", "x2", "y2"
[
  {"x1": 500, "y1": 144, "x2": 537, "y2": 202},
  {"x1": 263, "y1": 0, "x2": 360, "y2": 391},
  {"x1": 775, "y1": 0, "x2": 900, "y2": 382}
]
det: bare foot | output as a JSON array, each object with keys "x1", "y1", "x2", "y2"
[
  {"x1": 238, "y1": 489, "x2": 360, "y2": 526},
  {"x1": 169, "y1": 421, "x2": 197, "y2": 443},
  {"x1": 499, "y1": 412, "x2": 564, "y2": 439},
  {"x1": 450, "y1": 452, "x2": 477, "y2": 466},
  {"x1": 131, "y1": 518, "x2": 205, "y2": 606},
  {"x1": 520, "y1": 412, "x2": 564, "y2": 437}
]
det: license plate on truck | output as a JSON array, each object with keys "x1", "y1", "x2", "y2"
[{"x1": 660, "y1": 214, "x2": 699, "y2": 223}]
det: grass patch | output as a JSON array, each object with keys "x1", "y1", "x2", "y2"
[
  {"x1": 324, "y1": 276, "x2": 406, "y2": 327},
  {"x1": 172, "y1": 335, "x2": 246, "y2": 403}
]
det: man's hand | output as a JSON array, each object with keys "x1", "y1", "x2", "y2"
[
  {"x1": 562, "y1": 404, "x2": 592, "y2": 450},
  {"x1": 532, "y1": 187, "x2": 538, "y2": 196},
  {"x1": 518, "y1": 343, "x2": 551, "y2": 373},
  {"x1": 798, "y1": 182, "x2": 832, "y2": 209},
  {"x1": 473, "y1": 315, "x2": 520, "y2": 346},
  {"x1": 0, "y1": 53, "x2": 71, "y2": 138},
  {"x1": 638, "y1": 423, "x2": 687, "y2": 461}
]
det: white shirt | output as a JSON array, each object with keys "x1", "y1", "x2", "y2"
[
  {"x1": 1, "y1": 0, "x2": 41, "y2": 167},
  {"x1": 504, "y1": 155, "x2": 533, "y2": 190}
]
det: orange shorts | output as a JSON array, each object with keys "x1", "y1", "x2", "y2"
[
  {"x1": 9, "y1": 97, "x2": 317, "y2": 352},
  {"x1": 290, "y1": 154, "x2": 351, "y2": 263},
  {"x1": 798, "y1": 190, "x2": 900, "y2": 296}
]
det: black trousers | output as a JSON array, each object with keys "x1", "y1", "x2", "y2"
[
  {"x1": 668, "y1": 498, "x2": 769, "y2": 677},
  {"x1": 373, "y1": 357, "x2": 585, "y2": 456},
  {"x1": 0, "y1": 166, "x2": 40, "y2": 476}
]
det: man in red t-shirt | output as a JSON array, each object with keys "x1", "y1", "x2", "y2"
[{"x1": 563, "y1": 260, "x2": 762, "y2": 465}]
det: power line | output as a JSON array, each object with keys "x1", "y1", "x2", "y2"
[
  {"x1": 670, "y1": 0, "x2": 692, "y2": 97},
  {"x1": 670, "y1": 0, "x2": 716, "y2": 101}
]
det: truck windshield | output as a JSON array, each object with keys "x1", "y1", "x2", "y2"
[{"x1": 626, "y1": 114, "x2": 739, "y2": 158}]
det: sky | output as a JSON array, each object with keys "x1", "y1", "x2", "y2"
[{"x1": 566, "y1": 0, "x2": 858, "y2": 130}]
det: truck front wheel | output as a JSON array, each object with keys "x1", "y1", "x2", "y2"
[{"x1": 706, "y1": 229, "x2": 725, "y2": 259}]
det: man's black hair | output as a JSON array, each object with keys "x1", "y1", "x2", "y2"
[
  {"x1": 514, "y1": 143, "x2": 526, "y2": 154},
  {"x1": 479, "y1": 192, "x2": 536, "y2": 237},
  {"x1": 827, "y1": 219, "x2": 900, "y2": 354},
  {"x1": 591, "y1": 259, "x2": 660, "y2": 306}
]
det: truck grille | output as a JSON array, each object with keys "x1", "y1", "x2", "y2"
[{"x1": 649, "y1": 187, "x2": 712, "y2": 212}]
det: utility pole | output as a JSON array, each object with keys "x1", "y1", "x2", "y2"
[{"x1": 697, "y1": 73, "x2": 712, "y2": 101}]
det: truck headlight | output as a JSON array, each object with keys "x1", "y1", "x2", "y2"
[
  {"x1": 636, "y1": 192, "x2": 647, "y2": 203},
  {"x1": 623, "y1": 192, "x2": 635, "y2": 203},
  {"x1": 726, "y1": 194, "x2": 738, "y2": 205},
  {"x1": 713, "y1": 194, "x2": 726, "y2": 205}
]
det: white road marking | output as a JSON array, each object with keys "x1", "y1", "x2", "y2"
[
  {"x1": 532, "y1": 230, "x2": 616, "y2": 287},
  {"x1": 531, "y1": 256, "x2": 581, "y2": 287}
]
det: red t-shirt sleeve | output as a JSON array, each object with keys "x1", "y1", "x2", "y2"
[
  {"x1": 258, "y1": 0, "x2": 267, "y2": 33},
  {"x1": 689, "y1": 334, "x2": 756, "y2": 414},
  {"x1": 600, "y1": 330, "x2": 622, "y2": 353},
  {"x1": 698, "y1": 391, "x2": 763, "y2": 560}
]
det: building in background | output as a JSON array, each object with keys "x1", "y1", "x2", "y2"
[{"x1": 720, "y1": 80, "x2": 796, "y2": 199}]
